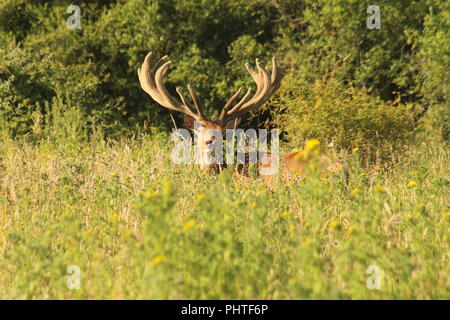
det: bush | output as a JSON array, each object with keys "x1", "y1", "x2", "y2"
[{"x1": 271, "y1": 75, "x2": 416, "y2": 160}]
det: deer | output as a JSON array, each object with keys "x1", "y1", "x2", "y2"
[{"x1": 137, "y1": 52, "x2": 344, "y2": 183}]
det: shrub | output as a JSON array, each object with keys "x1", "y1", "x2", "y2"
[{"x1": 270, "y1": 75, "x2": 416, "y2": 160}]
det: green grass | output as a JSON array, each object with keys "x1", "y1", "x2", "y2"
[{"x1": 0, "y1": 121, "x2": 449, "y2": 299}]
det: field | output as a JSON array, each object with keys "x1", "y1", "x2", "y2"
[
  {"x1": 0, "y1": 108, "x2": 448, "y2": 299},
  {"x1": 0, "y1": 0, "x2": 448, "y2": 300}
]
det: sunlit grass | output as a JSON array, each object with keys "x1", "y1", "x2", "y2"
[{"x1": 0, "y1": 127, "x2": 448, "y2": 299}]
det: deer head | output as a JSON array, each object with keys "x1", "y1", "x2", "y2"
[{"x1": 138, "y1": 52, "x2": 283, "y2": 172}]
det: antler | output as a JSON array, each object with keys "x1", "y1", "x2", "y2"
[
  {"x1": 138, "y1": 52, "x2": 208, "y2": 121},
  {"x1": 215, "y1": 57, "x2": 283, "y2": 126}
]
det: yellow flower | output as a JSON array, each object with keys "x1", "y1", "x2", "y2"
[
  {"x1": 406, "y1": 181, "x2": 417, "y2": 188},
  {"x1": 143, "y1": 188, "x2": 156, "y2": 199},
  {"x1": 374, "y1": 185, "x2": 384, "y2": 193},
  {"x1": 359, "y1": 172, "x2": 367, "y2": 177},
  {"x1": 162, "y1": 180, "x2": 171, "y2": 193},
  {"x1": 289, "y1": 224, "x2": 296, "y2": 232},
  {"x1": 251, "y1": 201, "x2": 257, "y2": 208},
  {"x1": 111, "y1": 172, "x2": 118, "y2": 177},
  {"x1": 182, "y1": 220, "x2": 196, "y2": 231},
  {"x1": 150, "y1": 255, "x2": 166, "y2": 264},
  {"x1": 329, "y1": 220, "x2": 340, "y2": 229},
  {"x1": 282, "y1": 211, "x2": 291, "y2": 218},
  {"x1": 305, "y1": 138, "x2": 320, "y2": 150},
  {"x1": 196, "y1": 193, "x2": 206, "y2": 202},
  {"x1": 352, "y1": 147, "x2": 360, "y2": 153},
  {"x1": 109, "y1": 213, "x2": 119, "y2": 223},
  {"x1": 348, "y1": 225, "x2": 357, "y2": 235},
  {"x1": 350, "y1": 188, "x2": 360, "y2": 195},
  {"x1": 321, "y1": 178, "x2": 329, "y2": 184},
  {"x1": 444, "y1": 211, "x2": 450, "y2": 219},
  {"x1": 81, "y1": 147, "x2": 90, "y2": 153},
  {"x1": 63, "y1": 185, "x2": 70, "y2": 189}
]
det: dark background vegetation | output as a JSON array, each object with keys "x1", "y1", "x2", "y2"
[{"x1": 0, "y1": 0, "x2": 448, "y2": 149}]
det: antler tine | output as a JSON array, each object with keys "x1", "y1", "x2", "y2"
[
  {"x1": 215, "y1": 57, "x2": 283, "y2": 126},
  {"x1": 138, "y1": 52, "x2": 208, "y2": 121},
  {"x1": 217, "y1": 87, "x2": 243, "y2": 120},
  {"x1": 188, "y1": 85, "x2": 207, "y2": 119}
]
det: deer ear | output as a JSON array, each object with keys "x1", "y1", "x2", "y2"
[
  {"x1": 224, "y1": 117, "x2": 242, "y2": 129},
  {"x1": 184, "y1": 115, "x2": 195, "y2": 130}
]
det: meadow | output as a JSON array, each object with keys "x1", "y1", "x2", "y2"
[
  {"x1": 0, "y1": 103, "x2": 448, "y2": 299},
  {"x1": 0, "y1": 0, "x2": 448, "y2": 300}
]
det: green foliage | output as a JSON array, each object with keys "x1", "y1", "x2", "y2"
[
  {"x1": 415, "y1": 3, "x2": 450, "y2": 140},
  {"x1": 0, "y1": 0, "x2": 447, "y2": 141},
  {"x1": 271, "y1": 75, "x2": 416, "y2": 160}
]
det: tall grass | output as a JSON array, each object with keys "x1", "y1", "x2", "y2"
[{"x1": 0, "y1": 102, "x2": 448, "y2": 299}]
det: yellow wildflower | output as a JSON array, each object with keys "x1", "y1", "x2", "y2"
[
  {"x1": 305, "y1": 139, "x2": 320, "y2": 150},
  {"x1": 162, "y1": 180, "x2": 171, "y2": 193},
  {"x1": 150, "y1": 255, "x2": 166, "y2": 264},
  {"x1": 348, "y1": 225, "x2": 357, "y2": 235},
  {"x1": 374, "y1": 185, "x2": 384, "y2": 193},
  {"x1": 63, "y1": 185, "x2": 70, "y2": 189},
  {"x1": 182, "y1": 220, "x2": 196, "y2": 231},
  {"x1": 143, "y1": 188, "x2": 156, "y2": 199},
  {"x1": 329, "y1": 220, "x2": 340, "y2": 229},
  {"x1": 109, "y1": 213, "x2": 119, "y2": 223},
  {"x1": 289, "y1": 224, "x2": 296, "y2": 232},
  {"x1": 350, "y1": 188, "x2": 361, "y2": 196},
  {"x1": 406, "y1": 181, "x2": 418, "y2": 188},
  {"x1": 111, "y1": 172, "x2": 118, "y2": 177},
  {"x1": 81, "y1": 147, "x2": 90, "y2": 153},
  {"x1": 352, "y1": 147, "x2": 360, "y2": 153},
  {"x1": 251, "y1": 201, "x2": 257, "y2": 208},
  {"x1": 321, "y1": 178, "x2": 329, "y2": 184},
  {"x1": 196, "y1": 193, "x2": 206, "y2": 202}
]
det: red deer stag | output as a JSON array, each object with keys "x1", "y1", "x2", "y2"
[{"x1": 138, "y1": 52, "x2": 343, "y2": 182}]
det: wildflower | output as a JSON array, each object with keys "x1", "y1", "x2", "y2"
[
  {"x1": 143, "y1": 188, "x2": 156, "y2": 199},
  {"x1": 111, "y1": 172, "x2": 118, "y2": 177},
  {"x1": 289, "y1": 224, "x2": 296, "y2": 232},
  {"x1": 63, "y1": 185, "x2": 70, "y2": 189},
  {"x1": 348, "y1": 225, "x2": 357, "y2": 235},
  {"x1": 321, "y1": 178, "x2": 329, "y2": 184},
  {"x1": 329, "y1": 220, "x2": 340, "y2": 229},
  {"x1": 282, "y1": 211, "x2": 291, "y2": 218},
  {"x1": 162, "y1": 180, "x2": 171, "y2": 193},
  {"x1": 406, "y1": 181, "x2": 417, "y2": 188},
  {"x1": 359, "y1": 172, "x2": 367, "y2": 177},
  {"x1": 305, "y1": 139, "x2": 320, "y2": 150},
  {"x1": 196, "y1": 193, "x2": 206, "y2": 202},
  {"x1": 109, "y1": 213, "x2": 119, "y2": 223},
  {"x1": 251, "y1": 201, "x2": 257, "y2": 208},
  {"x1": 352, "y1": 147, "x2": 360, "y2": 153},
  {"x1": 374, "y1": 185, "x2": 384, "y2": 193},
  {"x1": 444, "y1": 212, "x2": 450, "y2": 219},
  {"x1": 81, "y1": 147, "x2": 90, "y2": 153},
  {"x1": 150, "y1": 255, "x2": 166, "y2": 264},
  {"x1": 350, "y1": 188, "x2": 360, "y2": 196},
  {"x1": 182, "y1": 220, "x2": 196, "y2": 231}
]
